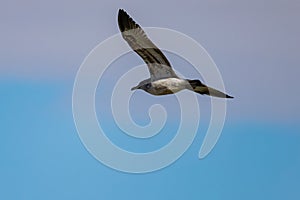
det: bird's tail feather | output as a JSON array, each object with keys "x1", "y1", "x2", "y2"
[{"x1": 187, "y1": 79, "x2": 233, "y2": 99}]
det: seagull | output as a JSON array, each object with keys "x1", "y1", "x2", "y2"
[{"x1": 118, "y1": 9, "x2": 233, "y2": 98}]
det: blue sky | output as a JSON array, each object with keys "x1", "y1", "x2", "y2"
[{"x1": 1, "y1": 0, "x2": 300, "y2": 199}]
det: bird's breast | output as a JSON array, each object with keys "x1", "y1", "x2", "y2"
[{"x1": 150, "y1": 78, "x2": 188, "y2": 95}]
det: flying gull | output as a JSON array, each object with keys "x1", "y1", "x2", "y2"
[{"x1": 118, "y1": 9, "x2": 233, "y2": 98}]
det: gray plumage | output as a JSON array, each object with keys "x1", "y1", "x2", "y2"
[{"x1": 118, "y1": 9, "x2": 233, "y2": 98}]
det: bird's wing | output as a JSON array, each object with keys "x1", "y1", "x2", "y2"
[{"x1": 118, "y1": 9, "x2": 179, "y2": 81}]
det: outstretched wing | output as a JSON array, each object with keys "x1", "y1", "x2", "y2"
[{"x1": 118, "y1": 9, "x2": 179, "y2": 81}]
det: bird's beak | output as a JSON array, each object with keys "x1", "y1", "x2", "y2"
[{"x1": 131, "y1": 85, "x2": 139, "y2": 91}]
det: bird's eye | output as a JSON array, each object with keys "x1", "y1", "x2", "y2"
[{"x1": 146, "y1": 84, "x2": 151, "y2": 89}]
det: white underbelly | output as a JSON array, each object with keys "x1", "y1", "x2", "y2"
[{"x1": 152, "y1": 78, "x2": 187, "y2": 94}]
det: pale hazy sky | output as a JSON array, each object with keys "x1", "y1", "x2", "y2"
[{"x1": 1, "y1": 0, "x2": 299, "y2": 121}]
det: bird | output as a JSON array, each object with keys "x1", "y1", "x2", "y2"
[{"x1": 118, "y1": 9, "x2": 233, "y2": 98}]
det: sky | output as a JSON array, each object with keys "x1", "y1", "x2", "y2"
[{"x1": 1, "y1": 0, "x2": 300, "y2": 199}]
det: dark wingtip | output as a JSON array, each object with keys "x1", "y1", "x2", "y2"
[
  {"x1": 118, "y1": 9, "x2": 131, "y2": 32},
  {"x1": 118, "y1": 9, "x2": 127, "y2": 32},
  {"x1": 117, "y1": 9, "x2": 138, "y2": 32},
  {"x1": 118, "y1": 9, "x2": 127, "y2": 17},
  {"x1": 226, "y1": 95, "x2": 234, "y2": 99}
]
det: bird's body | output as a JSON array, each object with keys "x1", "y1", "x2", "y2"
[
  {"x1": 118, "y1": 9, "x2": 233, "y2": 99},
  {"x1": 136, "y1": 78, "x2": 189, "y2": 95}
]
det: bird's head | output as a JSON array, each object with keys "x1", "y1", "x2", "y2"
[{"x1": 131, "y1": 83, "x2": 152, "y2": 92}]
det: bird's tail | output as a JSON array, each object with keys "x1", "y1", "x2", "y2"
[{"x1": 187, "y1": 79, "x2": 233, "y2": 98}]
